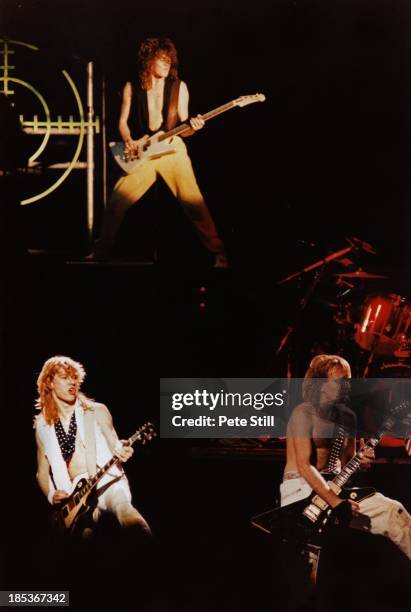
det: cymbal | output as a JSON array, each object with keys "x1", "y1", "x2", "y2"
[{"x1": 335, "y1": 270, "x2": 387, "y2": 279}]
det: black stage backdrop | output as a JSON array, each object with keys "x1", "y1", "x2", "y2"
[{"x1": 1, "y1": 1, "x2": 411, "y2": 610}]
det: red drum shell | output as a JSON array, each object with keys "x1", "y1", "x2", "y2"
[
  {"x1": 375, "y1": 362, "x2": 411, "y2": 447},
  {"x1": 355, "y1": 294, "x2": 411, "y2": 355}
]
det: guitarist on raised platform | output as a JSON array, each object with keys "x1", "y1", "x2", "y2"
[
  {"x1": 282, "y1": 353, "x2": 411, "y2": 560},
  {"x1": 91, "y1": 37, "x2": 228, "y2": 267},
  {"x1": 34, "y1": 355, "x2": 151, "y2": 536}
]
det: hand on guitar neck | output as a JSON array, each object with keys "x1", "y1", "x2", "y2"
[
  {"x1": 113, "y1": 438, "x2": 134, "y2": 462},
  {"x1": 179, "y1": 114, "x2": 205, "y2": 137}
]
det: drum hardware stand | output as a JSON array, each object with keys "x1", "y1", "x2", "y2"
[
  {"x1": 363, "y1": 334, "x2": 381, "y2": 378},
  {"x1": 277, "y1": 244, "x2": 355, "y2": 285},
  {"x1": 275, "y1": 265, "x2": 327, "y2": 379},
  {"x1": 275, "y1": 239, "x2": 372, "y2": 376},
  {"x1": 333, "y1": 278, "x2": 354, "y2": 354},
  {"x1": 345, "y1": 236, "x2": 376, "y2": 255},
  {"x1": 277, "y1": 236, "x2": 377, "y2": 286}
]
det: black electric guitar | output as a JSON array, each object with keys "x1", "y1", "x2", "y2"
[
  {"x1": 251, "y1": 399, "x2": 411, "y2": 581},
  {"x1": 109, "y1": 93, "x2": 266, "y2": 174},
  {"x1": 52, "y1": 422, "x2": 156, "y2": 532}
]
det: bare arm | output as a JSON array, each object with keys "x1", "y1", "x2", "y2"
[
  {"x1": 178, "y1": 81, "x2": 205, "y2": 137},
  {"x1": 35, "y1": 429, "x2": 51, "y2": 498},
  {"x1": 118, "y1": 81, "x2": 133, "y2": 144},
  {"x1": 177, "y1": 81, "x2": 189, "y2": 122},
  {"x1": 35, "y1": 429, "x2": 68, "y2": 504},
  {"x1": 94, "y1": 403, "x2": 134, "y2": 462},
  {"x1": 94, "y1": 403, "x2": 118, "y2": 449},
  {"x1": 288, "y1": 406, "x2": 342, "y2": 509}
]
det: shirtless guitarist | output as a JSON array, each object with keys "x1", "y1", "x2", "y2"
[{"x1": 282, "y1": 354, "x2": 411, "y2": 560}]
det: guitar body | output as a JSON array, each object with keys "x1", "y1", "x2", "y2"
[
  {"x1": 52, "y1": 476, "x2": 97, "y2": 532},
  {"x1": 251, "y1": 486, "x2": 376, "y2": 544},
  {"x1": 109, "y1": 136, "x2": 177, "y2": 174}
]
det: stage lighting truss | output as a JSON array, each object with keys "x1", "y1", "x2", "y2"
[{"x1": 0, "y1": 37, "x2": 100, "y2": 206}]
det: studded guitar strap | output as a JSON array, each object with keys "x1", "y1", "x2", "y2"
[{"x1": 326, "y1": 424, "x2": 346, "y2": 474}]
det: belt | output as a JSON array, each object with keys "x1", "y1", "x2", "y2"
[{"x1": 283, "y1": 471, "x2": 301, "y2": 481}]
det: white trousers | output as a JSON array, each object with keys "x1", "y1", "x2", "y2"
[
  {"x1": 92, "y1": 477, "x2": 150, "y2": 532},
  {"x1": 280, "y1": 476, "x2": 411, "y2": 560}
]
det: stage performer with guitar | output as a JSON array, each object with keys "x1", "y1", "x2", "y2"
[
  {"x1": 282, "y1": 353, "x2": 411, "y2": 560},
  {"x1": 34, "y1": 355, "x2": 151, "y2": 536},
  {"x1": 91, "y1": 37, "x2": 228, "y2": 267}
]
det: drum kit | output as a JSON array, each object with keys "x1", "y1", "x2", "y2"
[{"x1": 276, "y1": 237, "x2": 411, "y2": 378}]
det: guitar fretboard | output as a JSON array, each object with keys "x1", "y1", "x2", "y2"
[
  {"x1": 157, "y1": 100, "x2": 238, "y2": 143},
  {"x1": 332, "y1": 437, "x2": 380, "y2": 488},
  {"x1": 332, "y1": 400, "x2": 410, "y2": 489}
]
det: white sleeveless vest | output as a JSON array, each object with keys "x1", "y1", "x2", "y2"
[{"x1": 36, "y1": 401, "x2": 122, "y2": 498}]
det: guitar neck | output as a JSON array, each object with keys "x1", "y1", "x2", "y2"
[
  {"x1": 333, "y1": 398, "x2": 411, "y2": 489},
  {"x1": 332, "y1": 436, "x2": 380, "y2": 489},
  {"x1": 77, "y1": 431, "x2": 141, "y2": 499},
  {"x1": 157, "y1": 100, "x2": 238, "y2": 142}
]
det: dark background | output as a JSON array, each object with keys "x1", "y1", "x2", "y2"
[{"x1": 1, "y1": 0, "x2": 411, "y2": 609}]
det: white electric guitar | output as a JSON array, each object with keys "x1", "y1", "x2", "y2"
[{"x1": 109, "y1": 93, "x2": 266, "y2": 174}]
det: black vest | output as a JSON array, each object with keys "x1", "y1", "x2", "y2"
[{"x1": 129, "y1": 76, "x2": 180, "y2": 138}]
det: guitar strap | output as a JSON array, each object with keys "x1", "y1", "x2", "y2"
[
  {"x1": 83, "y1": 406, "x2": 97, "y2": 477},
  {"x1": 165, "y1": 78, "x2": 181, "y2": 131},
  {"x1": 326, "y1": 424, "x2": 346, "y2": 474}
]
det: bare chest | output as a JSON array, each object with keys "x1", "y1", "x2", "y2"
[
  {"x1": 147, "y1": 86, "x2": 165, "y2": 131},
  {"x1": 67, "y1": 433, "x2": 87, "y2": 481}
]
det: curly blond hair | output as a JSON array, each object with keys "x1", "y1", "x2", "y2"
[{"x1": 35, "y1": 356, "x2": 88, "y2": 425}]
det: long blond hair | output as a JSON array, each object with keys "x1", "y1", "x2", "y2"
[
  {"x1": 35, "y1": 356, "x2": 88, "y2": 425},
  {"x1": 303, "y1": 354, "x2": 351, "y2": 406}
]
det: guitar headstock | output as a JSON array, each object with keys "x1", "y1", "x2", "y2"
[
  {"x1": 235, "y1": 93, "x2": 266, "y2": 107},
  {"x1": 132, "y1": 422, "x2": 157, "y2": 445}
]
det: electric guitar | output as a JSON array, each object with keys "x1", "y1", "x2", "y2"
[
  {"x1": 109, "y1": 93, "x2": 266, "y2": 174},
  {"x1": 251, "y1": 399, "x2": 411, "y2": 582},
  {"x1": 52, "y1": 422, "x2": 156, "y2": 532}
]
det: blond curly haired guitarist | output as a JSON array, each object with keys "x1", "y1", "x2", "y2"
[{"x1": 34, "y1": 355, "x2": 151, "y2": 535}]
